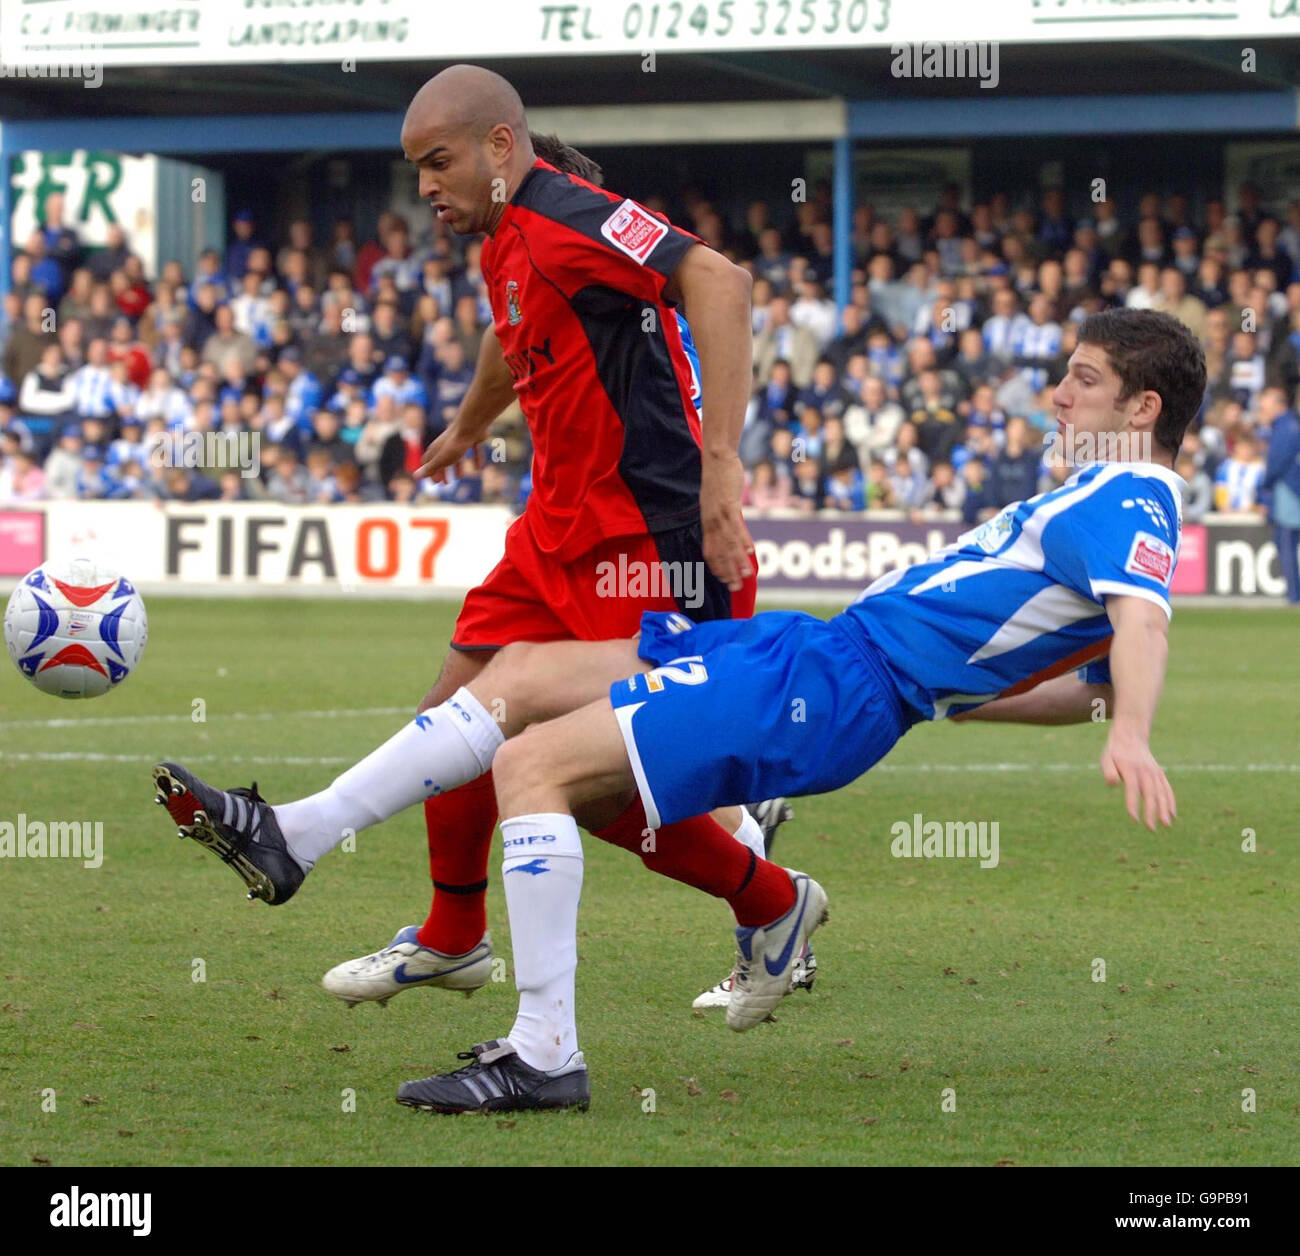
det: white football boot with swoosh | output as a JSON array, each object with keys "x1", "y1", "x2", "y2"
[
  {"x1": 727, "y1": 870, "x2": 829, "y2": 1031},
  {"x1": 322, "y1": 926, "x2": 493, "y2": 1007}
]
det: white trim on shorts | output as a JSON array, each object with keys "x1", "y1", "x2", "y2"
[{"x1": 612, "y1": 700, "x2": 663, "y2": 831}]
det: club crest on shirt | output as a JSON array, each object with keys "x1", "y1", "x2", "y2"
[
  {"x1": 970, "y1": 506, "x2": 1015, "y2": 554},
  {"x1": 600, "y1": 199, "x2": 668, "y2": 264},
  {"x1": 505, "y1": 280, "x2": 522, "y2": 326},
  {"x1": 1125, "y1": 530, "x2": 1174, "y2": 584}
]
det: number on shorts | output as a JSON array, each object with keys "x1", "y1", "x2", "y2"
[{"x1": 644, "y1": 655, "x2": 708, "y2": 692}]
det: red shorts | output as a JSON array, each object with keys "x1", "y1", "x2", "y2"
[{"x1": 452, "y1": 517, "x2": 757, "y2": 650}]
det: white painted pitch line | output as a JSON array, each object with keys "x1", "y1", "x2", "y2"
[
  {"x1": 0, "y1": 751, "x2": 1296, "y2": 773},
  {"x1": 0, "y1": 706, "x2": 410, "y2": 730}
]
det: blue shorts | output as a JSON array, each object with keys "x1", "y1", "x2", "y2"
[{"x1": 609, "y1": 610, "x2": 913, "y2": 829}]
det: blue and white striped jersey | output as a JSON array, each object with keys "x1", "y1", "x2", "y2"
[
  {"x1": 837, "y1": 461, "x2": 1184, "y2": 720},
  {"x1": 983, "y1": 312, "x2": 1029, "y2": 360},
  {"x1": 71, "y1": 364, "x2": 114, "y2": 419},
  {"x1": 1214, "y1": 458, "x2": 1263, "y2": 511},
  {"x1": 1012, "y1": 319, "x2": 1063, "y2": 390}
]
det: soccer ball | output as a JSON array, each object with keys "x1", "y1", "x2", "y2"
[{"x1": 4, "y1": 559, "x2": 148, "y2": 699}]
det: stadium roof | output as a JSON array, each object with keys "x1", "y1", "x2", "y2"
[
  {"x1": 3, "y1": 27, "x2": 1296, "y2": 301},
  {"x1": 3, "y1": 40, "x2": 1300, "y2": 122}
]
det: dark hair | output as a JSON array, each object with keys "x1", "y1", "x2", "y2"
[
  {"x1": 529, "y1": 132, "x2": 604, "y2": 187},
  {"x1": 1076, "y1": 308, "x2": 1207, "y2": 457}
]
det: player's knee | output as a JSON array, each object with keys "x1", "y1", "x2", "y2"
[
  {"x1": 492, "y1": 724, "x2": 552, "y2": 793},
  {"x1": 483, "y1": 641, "x2": 550, "y2": 725}
]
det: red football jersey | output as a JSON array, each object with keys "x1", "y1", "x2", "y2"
[{"x1": 481, "y1": 159, "x2": 705, "y2": 561}]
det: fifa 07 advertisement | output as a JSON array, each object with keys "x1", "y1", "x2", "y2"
[{"x1": 2, "y1": 506, "x2": 1291, "y2": 597}]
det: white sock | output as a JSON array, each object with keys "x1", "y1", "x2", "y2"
[
  {"x1": 273, "y1": 688, "x2": 503, "y2": 870},
  {"x1": 732, "y1": 808, "x2": 766, "y2": 859},
  {"x1": 502, "y1": 813, "x2": 584, "y2": 1072}
]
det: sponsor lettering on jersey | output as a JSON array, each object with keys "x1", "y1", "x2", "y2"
[{"x1": 502, "y1": 338, "x2": 555, "y2": 385}]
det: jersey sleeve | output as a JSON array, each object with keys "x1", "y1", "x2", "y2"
[
  {"x1": 1040, "y1": 472, "x2": 1181, "y2": 618},
  {"x1": 521, "y1": 171, "x2": 702, "y2": 304},
  {"x1": 568, "y1": 198, "x2": 699, "y2": 303}
]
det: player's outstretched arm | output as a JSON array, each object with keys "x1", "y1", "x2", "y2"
[
  {"x1": 1099, "y1": 593, "x2": 1177, "y2": 831},
  {"x1": 416, "y1": 325, "x2": 517, "y2": 480},
  {"x1": 951, "y1": 671, "x2": 1114, "y2": 725},
  {"x1": 665, "y1": 244, "x2": 755, "y2": 592}
]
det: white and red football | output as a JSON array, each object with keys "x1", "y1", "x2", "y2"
[{"x1": 4, "y1": 559, "x2": 148, "y2": 699}]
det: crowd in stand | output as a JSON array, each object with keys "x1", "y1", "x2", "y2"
[{"x1": 3, "y1": 177, "x2": 1300, "y2": 537}]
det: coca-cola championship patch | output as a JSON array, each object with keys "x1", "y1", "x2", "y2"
[
  {"x1": 600, "y1": 199, "x2": 669, "y2": 263},
  {"x1": 1124, "y1": 530, "x2": 1174, "y2": 584}
]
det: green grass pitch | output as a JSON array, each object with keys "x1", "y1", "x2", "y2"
[{"x1": 0, "y1": 597, "x2": 1294, "y2": 1166}]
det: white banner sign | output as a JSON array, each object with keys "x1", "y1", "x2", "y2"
[
  {"x1": 8, "y1": 150, "x2": 158, "y2": 277},
  {"x1": 26, "y1": 501, "x2": 512, "y2": 592},
  {"x1": 3, "y1": 0, "x2": 1299, "y2": 68},
  {"x1": 3, "y1": 505, "x2": 1289, "y2": 598}
]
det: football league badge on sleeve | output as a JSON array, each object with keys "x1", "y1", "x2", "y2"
[{"x1": 601, "y1": 199, "x2": 669, "y2": 264}]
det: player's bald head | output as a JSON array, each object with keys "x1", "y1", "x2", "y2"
[
  {"x1": 401, "y1": 65, "x2": 536, "y2": 235},
  {"x1": 404, "y1": 64, "x2": 528, "y2": 148},
  {"x1": 397, "y1": 65, "x2": 535, "y2": 234}
]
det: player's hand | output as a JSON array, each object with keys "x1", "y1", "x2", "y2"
[
  {"x1": 700, "y1": 453, "x2": 755, "y2": 592},
  {"x1": 1100, "y1": 729, "x2": 1177, "y2": 831},
  {"x1": 415, "y1": 421, "x2": 478, "y2": 482}
]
